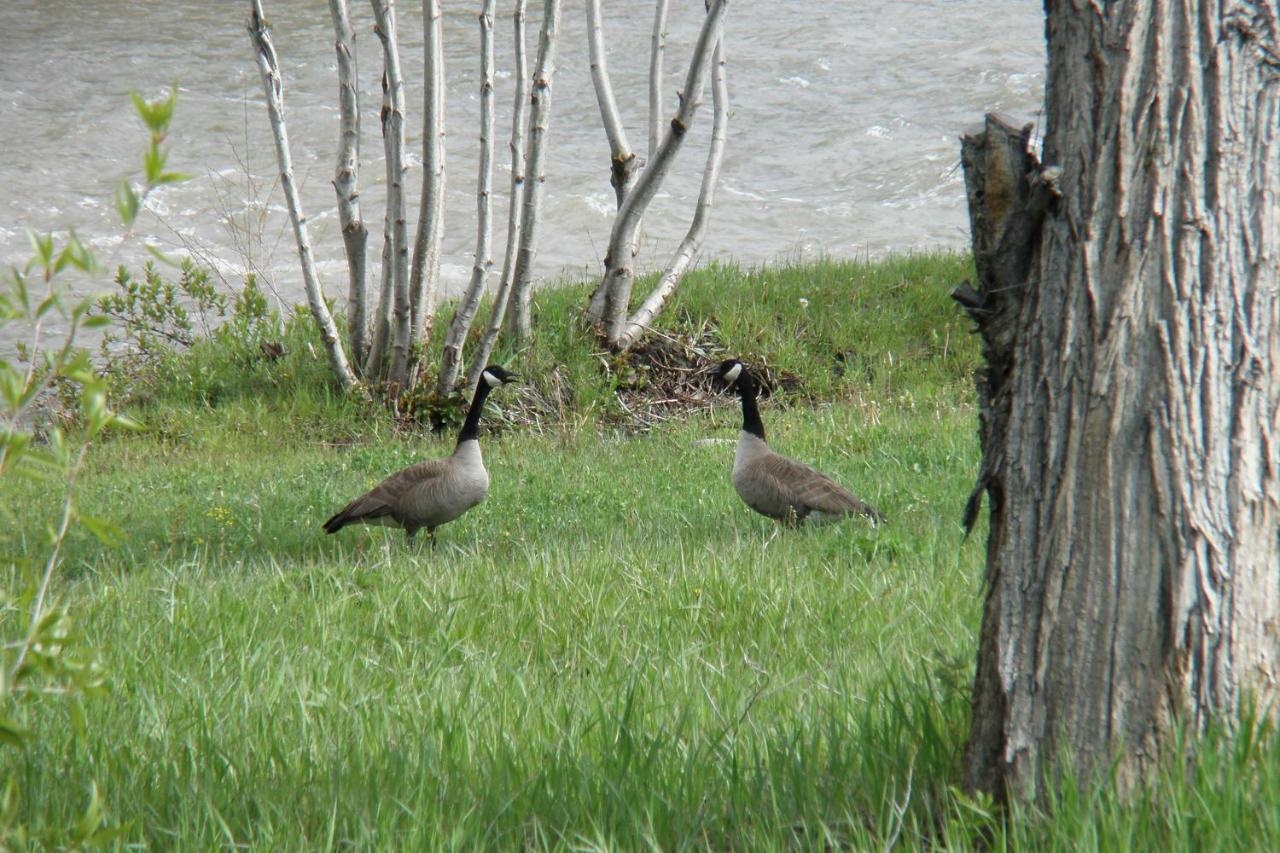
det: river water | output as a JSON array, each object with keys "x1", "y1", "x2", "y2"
[{"x1": 0, "y1": 1, "x2": 1044, "y2": 351}]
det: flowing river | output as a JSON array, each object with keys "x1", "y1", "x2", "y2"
[{"x1": 0, "y1": 1, "x2": 1044, "y2": 352}]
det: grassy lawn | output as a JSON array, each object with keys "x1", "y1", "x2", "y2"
[{"x1": 6, "y1": 254, "x2": 1278, "y2": 849}]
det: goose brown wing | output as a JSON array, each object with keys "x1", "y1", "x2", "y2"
[
  {"x1": 323, "y1": 459, "x2": 449, "y2": 531},
  {"x1": 759, "y1": 451, "x2": 885, "y2": 522}
]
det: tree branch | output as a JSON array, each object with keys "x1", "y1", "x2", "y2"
[
  {"x1": 408, "y1": 0, "x2": 447, "y2": 359},
  {"x1": 648, "y1": 0, "x2": 669, "y2": 160}
]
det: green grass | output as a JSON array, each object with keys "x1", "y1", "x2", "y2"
[{"x1": 6, "y1": 254, "x2": 1280, "y2": 849}]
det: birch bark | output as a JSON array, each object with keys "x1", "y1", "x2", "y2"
[
  {"x1": 598, "y1": 0, "x2": 727, "y2": 345},
  {"x1": 960, "y1": 0, "x2": 1280, "y2": 801},
  {"x1": 328, "y1": 0, "x2": 368, "y2": 367},
  {"x1": 613, "y1": 33, "x2": 726, "y2": 351},
  {"x1": 437, "y1": 0, "x2": 497, "y2": 396},
  {"x1": 505, "y1": 0, "x2": 562, "y2": 343},
  {"x1": 409, "y1": 0, "x2": 447, "y2": 351},
  {"x1": 465, "y1": 0, "x2": 529, "y2": 393},
  {"x1": 248, "y1": 0, "x2": 357, "y2": 391},
  {"x1": 370, "y1": 0, "x2": 412, "y2": 389}
]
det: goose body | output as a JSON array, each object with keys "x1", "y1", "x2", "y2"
[
  {"x1": 323, "y1": 366, "x2": 516, "y2": 542},
  {"x1": 716, "y1": 359, "x2": 883, "y2": 526}
]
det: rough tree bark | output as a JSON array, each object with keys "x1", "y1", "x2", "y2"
[
  {"x1": 247, "y1": 0, "x2": 357, "y2": 391},
  {"x1": 437, "y1": 0, "x2": 497, "y2": 397},
  {"x1": 505, "y1": 0, "x2": 563, "y2": 343},
  {"x1": 465, "y1": 0, "x2": 529, "y2": 393},
  {"x1": 328, "y1": 0, "x2": 368, "y2": 368},
  {"x1": 959, "y1": 0, "x2": 1280, "y2": 802}
]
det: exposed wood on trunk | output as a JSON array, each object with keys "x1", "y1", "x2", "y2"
[
  {"x1": 505, "y1": 0, "x2": 563, "y2": 343},
  {"x1": 960, "y1": 0, "x2": 1280, "y2": 802},
  {"x1": 247, "y1": 0, "x2": 357, "y2": 392},
  {"x1": 437, "y1": 0, "x2": 497, "y2": 397},
  {"x1": 465, "y1": 0, "x2": 529, "y2": 393},
  {"x1": 614, "y1": 33, "x2": 727, "y2": 351},
  {"x1": 409, "y1": 0, "x2": 447, "y2": 353},
  {"x1": 328, "y1": 0, "x2": 369, "y2": 368},
  {"x1": 598, "y1": 0, "x2": 727, "y2": 345}
]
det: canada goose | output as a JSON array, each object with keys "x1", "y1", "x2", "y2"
[
  {"x1": 714, "y1": 359, "x2": 884, "y2": 526},
  {"x1": 322, "y1": 365, "x2": 518, "y2": 544}
]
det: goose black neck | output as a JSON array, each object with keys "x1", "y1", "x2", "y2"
[
  {"x1": 457, "y1": 380, "x2": 495, "y2": 444},
  {"x1": 737, "y1": 374, "x2": 766, "y2": 441}
]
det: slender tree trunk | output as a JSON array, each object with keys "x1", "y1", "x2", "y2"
[
  {"x1": 598, "y1": 0, "x2": 727, "y2": 345},
  {"x1": 247, "y1": 0, "x2": 357, "y2": 392},
  {"x1": 505, "y1": 0, "x2": 562, "y2": 344},
  {"x1": 409, "y1": 0, "x2": 447, "y2": 353},
  {"x1": 328, "y1": 0, "x2": 369, "y2": 368},
  {"x1": 613, "y1": 33, "x2": 726, "y2": 351},
  {"x1": 465, "y1": 0, "x2": 529, "y2": 393},
  {"x1": 959, "y1": 1, "x2": 1280, "y2": 802},
  {"x1": 370, "y1": 0, "x2": 412, "y2": 390},
  {"x1": 437, "y1": 0, "x2": 497, "y2": 397}
]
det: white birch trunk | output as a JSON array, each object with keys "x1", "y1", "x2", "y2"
[
  {"x1": 586, "y1": 0, "x2": 637, "y2": 209},
  {"x1": 437, "y1": 0, "x2": 497, "y2": 397},
  {"x1": 465, "y1": 0, "x2": 529, "y2": 393},
  {"x1": 504, "y1": 0, "x2": 562, "y2": 343},
  {"x1": 370, "y1": 0, "x2": 412, "y2": 389},
  {"x1": 613, "y1": 33, "x2": 726, "y2": 352},
  {"x1": 247, "y1": 0, "x2": 357, "y2": 392},
  {"x1": 960, "y1": 1, "x2": 1280, "y2": 801},
  {"x1": 328, "y1": 0, "x2": 369, "y2": 368},
  {"x1": 364, "y1": 204, "x2": 395, "y2": 376},
  {"x1": 409, "y1": 0, "x2": 447, "y2": 352},
  {"x1": 599, "y1": 0, "x2": 727, "y2": 345}
]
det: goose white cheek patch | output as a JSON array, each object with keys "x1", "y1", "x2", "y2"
[
  {"x1": 482, "y1": 371, "x2": 502, "y2": 388},
  {"x1": 724, "y1": 364, "x2": 742, "y2": 383}
]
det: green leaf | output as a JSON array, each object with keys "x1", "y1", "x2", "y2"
[
  {"x1": 144, "y1": 242, "x2": 183, "y2": 267},
  {"x1": 156, "y1": 170, "x2": 193, "y2": 186},
  {"x1": 0, "y1": 717, "x2": 29, "y2": 748},
  {"x1": 82, "y1": 314, "x2": 112, "y2": 329},
  {"x1": 114, "y1": 180, "x2": 140, "y2": 228},
  {"x1": 72, "y1": 781, "x2": 105, "y2": 842}
]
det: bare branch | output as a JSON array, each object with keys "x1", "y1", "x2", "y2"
[
  {"x1": 648, "y1": 0, "x2": 669, "y2": 159},
  {"x1": 247, "y1": 0, "x2": 357, "y2": 391},
  {"x1": 599, "y1": 0, "x2": 728, "y2": 345},
  {"x1": 370, "y1": 0, "x2": 412, "y2": 388},
  {"x1": 328, "y1": 0, "x2": 369, "y2": 367},
  {"x1": 465, "y1": 0, "x2": 529, "y2": 392},
  {"x1": 437, "y1": 0, "x2": 497, "y2": 396},
  {"x1": 505, "y1": 0, "x2": 563, "y2": 343},
  {"x1": 408, "y1": 0, "x2": 447, "y2": 352},
  {"x1": 615, "y1": 33, "x2": 726, "y2": 350}
]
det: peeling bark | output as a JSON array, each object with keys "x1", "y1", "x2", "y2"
[
  {"x1": 247, "y1": 0, "x2": 357, "y2": 392},
  {"x1": 961, "y1": 0, "x2": 1280, "y2": 801}
]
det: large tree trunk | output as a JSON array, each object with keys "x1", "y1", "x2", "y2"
[{"x1": 960, "y1": 0, "x2": 1280, "y2": 802}]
